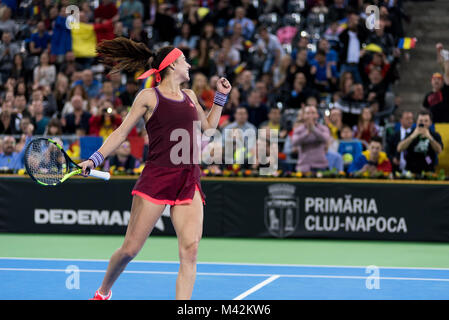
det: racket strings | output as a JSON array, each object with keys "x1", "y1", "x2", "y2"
[{"x1": 25, "y1": 139, "x2": 68, "y2": 185}]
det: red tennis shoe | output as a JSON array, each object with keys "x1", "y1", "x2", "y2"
[{"x1": 90, "y1": 289, "x2": 112, "y2": 300}]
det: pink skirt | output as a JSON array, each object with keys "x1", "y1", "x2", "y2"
[{"x1": 131, "y1": 164, "x2": 206, "y2": 206}]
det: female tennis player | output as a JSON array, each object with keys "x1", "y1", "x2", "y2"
[{"x1": 79, "y1": 37, "x2": 231, "y2": 300}]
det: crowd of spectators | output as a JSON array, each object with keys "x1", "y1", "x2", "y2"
[{"x1": 0, "y1": 0, "x2": 447, "y2": 179}]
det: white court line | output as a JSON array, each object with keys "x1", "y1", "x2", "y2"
[
  {"x1": 233, "y1": 275, "x2": 280, "y2": 300},
  {"x1": 1, "y1": 257, "x2": 449, "y2": 271},
  {"x1": 2, "y1": 268, "x2": 449, "y2": 283}
]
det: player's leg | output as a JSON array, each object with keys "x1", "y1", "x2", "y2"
[
  {"x1": 98, "y1": 195, "x2": 166, "y2": 296},
  {"x1": 170, "y1": 190, "x2": 204, "y2": 300}
]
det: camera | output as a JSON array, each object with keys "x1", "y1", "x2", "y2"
[{"x1": 418, "y1": 123, "x2": 424, "y2": 128}]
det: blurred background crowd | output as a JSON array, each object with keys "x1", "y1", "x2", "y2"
[{"x1": 0, "y1": 0, "x2": 448, "y2": 179}]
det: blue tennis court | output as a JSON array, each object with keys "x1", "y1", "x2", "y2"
[{"x1": 1, "y1": 257, "x2": 449, "y2": 300}]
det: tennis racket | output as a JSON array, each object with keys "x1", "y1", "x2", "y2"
[{"x1": 24, "y1": 137, "x2": 110, "y2": 186}]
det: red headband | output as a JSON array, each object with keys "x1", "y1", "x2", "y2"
[{"x1": 137, "y1": 48, "x2": 183, "y2": 82}]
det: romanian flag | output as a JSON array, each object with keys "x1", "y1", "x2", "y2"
[
  {"x1": 33, "y1": 5, "x2": 40, "y2": 16},
  {"x1": 70, "y1": 20, "x2": 115, "y2": 58},
  {"x1": 398, "y1": 37, "x2": 417, "y2": 50},
  {"x1": 234, "y1": 62, "x2": 246, "y2": 75},
  {"x1": 141, "y1": 74, "x2": 156, "y2": 89}
]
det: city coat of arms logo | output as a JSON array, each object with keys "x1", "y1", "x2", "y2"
[{"x1": 264, "y1": 184, "x2": 299, "y2": 238}]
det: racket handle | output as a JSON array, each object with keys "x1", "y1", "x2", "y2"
[{"x1": 88, "y1": 169, "x2": 111, "y2": 180}]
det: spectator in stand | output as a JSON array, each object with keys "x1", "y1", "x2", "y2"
[
  {"x1": 98, "y1": 81, "x2": 123, "y2": 109},
  {"x1": 61, "y1": 85, "x2": 89, "y2": 117},
  {"x1": 324, "y1": 20, "x2": 341, "y2": 50},
  {"x1": 260, "y1": 107, "x2": 287, "y2": 139},
  {"x1": 152, "y1": 3, "x2": 177, "y2": 43},
  {"x1": 292, "y1": 105, "x2": 330, "y2": 172},
  {"x1": 227, "y1": 6, "x2": 255, "y2": 40},
  {"x1": 230, "y1": 22, "x2": 244, "y2": 52},
  {"x1": 240, "y1": 0, "x2": 258, "y2": 21},
  {"x1": 308, "y1": 38, "x2": 339, "y2": 65},
  {"x1": 192, "y1": 73, "x2": 215, "y2": 110},
  {"x1": 12, "y1": 94, "x2": 31, "y2": 129},
  {"x1": 50, "y1": 7, "x2": 73, "y2": 59},
  {"x1": 353, "y1": 107, "x2": 380, "y2": 148},
  {"x1": 40, "y1": 84, "x2": 57, "y2": 117},
  {"x1": 335, "y1": 83, "x2": 369, "y2": 127},
  {"x1": 109, "y1": 71, "x2": 125, "y2": 96},
  {"x1": 89, "y1": 99, "x2": 121, "y2": 139},
  {"x1": 59, "y1": 51, "x2": 84, "y2": 79},
  {"x1": 366, "y1": 19, "x2": 395, "y2": 58},
  {"x1": 119, "y1": 0, "x2": 143, "y2": 29},
  {"x1": 327, "y1": 0, "x2": 346, "y2": 26},
  {"x1": 285, "y1": 73, "x2": 316, "y2": 109},
  {"x1": 103, "y1": 139, "x2": 140, "y2": 173},
  {"x1": 17, "y1": 116, "x2": 32, "y2": 136},
  {"x1": 173, "y1": 22, "x2": 199, "y2": 56},
  {"x1": 255, "y1": 26, "x2": 285, "y2": 74},
  {"x1": 338, "y1": 10, "x2": 368, "y2": 84},
  {"x1": 338, "y1": 125, "x2": 363, "y2": 170},
  {"x1": 326, "y1": 146, "x2": 344, "y2": 172},
  {"x1": 200, "y1": 21, "x2": 222, "y2": 50},
  {"x1": 242, "y1": 90, "x2": 268, "y2": 128},
  {"x1": 365, "y1": 48, "x2": 400, "y2": 111},
  {"x1": 325, "y1": 107, "x2": 343, "y2": 140},
  {"x1": 287, "y1": 49, "x2": 313, "y2": 90},
  {"x1": 93, "y1": 16, "x2": 116, "y2": 46},
  {"x1": 53, "y1": 74, "x2": 69, "y2": 115},
  {"x1": 223, "y1": 106, "x2": 257, "y2": 136},
  {"x1": 182, "y1": 1, "x2": 208, "y2": 37},
  {"x1": 0, "y1": 131, "x2": 33, "y2": 172},
  {"x1": 423, "y1": 44, "x2": 449, "y2": 123},
  {"x1": 33, "y1": 51, "x2": 56, "y2": 87},
  {"x1": 29, "y1": 21, "x2": 51, "y2": 56},
  {"x1": 129, "y1": 17, "x2": 149, "y2": 46},
  {"x1": 310, "y1": 49, "x2": 338, "y2": 93},
  {"x1": 190, "y1": 38, "x2": 217, "y2": 78},
  {"x1": 30, "y1": 99, "x2": 50, "y2": 135},
  {"x1": 71, "y1": 69, "x2": 102, "y2": 99},
  {"x1": 11, "y1": 53, "x2": 28, "y2": 83},
  {"x1": 119, "y1": 78, "x2": 139, "y2": 107},
  {"x1": 218, "y1": 36, "x2": 241, "y2": 69},
  {"x1": 113, "y1": 21, "x2": 127, "y2": 38},
  {"x1": 235, "y1": 70, "x2": 253, "y2": 103},
  {"x1": 348, "y1": 136, "x2": 392, "y2": 175},
  {"x1": 273, "y1": 55, "x2": 292, "y2": 91},
  {"x1": 0, "y1": 7, "x2": 18, "y2": 39},
  {"x1": 0, "y1": 107, "x2": 19, "y2": 134},
  {"x1": 397, "y1": 109, "x2": 443, "y2": 174},
  {"x1": 61, "y1": 95, "x2": 91, "y2": 134},
  {"x1": 339, "y1": 71, "x2": 354, "y2": 97},
  {"x1": 386, "y1": 110, "x2": 414, "y2": 173},
  {"x1": 44, "y1": 117, "x2": 63, "y2": 136},
  {"x1": 94, "y1": 0, "x2": 118, "y2": 22},
  {"x1": 364, "y1": 52, "x2": 391, "y2": 80},
  {"x1": 0, "y1": 31, "x2": 20, "y2": 84}
]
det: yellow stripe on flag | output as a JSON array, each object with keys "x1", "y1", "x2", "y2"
[
  {"x1": 71, "y1": 23, "x2": 97, "y2": 58},
  {"x1": 403, "y1": 37, "x2": 411, "y2": 50}
]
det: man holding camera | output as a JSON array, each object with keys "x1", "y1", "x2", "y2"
[{"x1": 397, "y1": 110, "x2": 443, "y2": 174}]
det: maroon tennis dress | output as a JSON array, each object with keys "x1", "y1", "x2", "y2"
[{"x1": 131, "y1": 87, "x2": 206, "y2": 205}]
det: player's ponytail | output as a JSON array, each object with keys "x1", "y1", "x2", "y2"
[
  {"x1": 96, "y1": 37, "x2": 155, "y2": 75},
  {"x1": 97, "y1": 38, "x2": 176, "y2": 82}
]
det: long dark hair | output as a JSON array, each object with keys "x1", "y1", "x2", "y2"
[{"x1": 96, "y1": 37, "x2": 175, "y2": 81}]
